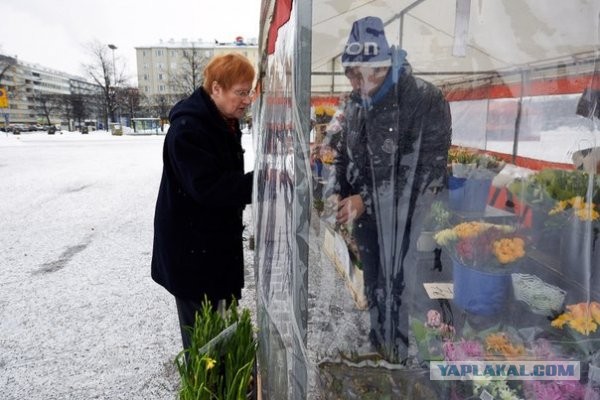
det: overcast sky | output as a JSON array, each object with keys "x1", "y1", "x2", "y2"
[{"x1": 0, "y1": 0, "x2": 261, "y2": 84}]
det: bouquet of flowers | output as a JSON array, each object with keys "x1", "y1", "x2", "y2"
[
  {"x1": 448, "y1": 147, "x2": 504, "y2": 179},
  {"x1": 313, "y1": 104, "x2": 336, "y2": 124},
  {"x1": 551, "y1": 301, "x2": 600, "y2": 336},
  {"x1": 434, "y1": 221, "x2": 527, "y2": 272},
  {"x1": 549, "y1": 195, "x2": 600, "y2": 223}
]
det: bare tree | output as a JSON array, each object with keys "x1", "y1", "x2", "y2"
[
  {"x1": 168, "y1": 45, "x2": 209, "y2": 97},
  {"x1": 82, "y1": 40, "x2": 127, "y2": 130},
  {"x1": 35, "y1": 93, "x2": 63, "y2": 126},
  {"x1": 118, "y1": 86, "x2": 142, "y2": 125},
  {"x1": 141, "y1": 94, "x2": 174, "y2": 132},
  {"x1": 0, "y1": 54, "x2": 17, "y2": 82},
  {"x1": 53, "y1": 93, "x2": 90, "y2": 131}
]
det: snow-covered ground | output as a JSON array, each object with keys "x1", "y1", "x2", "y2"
[{"x1": 0, "y1": 130, "x2": 256, "y2": 400}]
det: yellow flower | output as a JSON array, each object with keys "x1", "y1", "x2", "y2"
[
  {"x1": 552, "y1": 302, "x2": 600, "y2": 336},
  {"x1": 205, "y1": 357, "x2": 216, "y2": 370},
  {"x1": 453, "y1": 222, "x2": 487, "y2": 238},
  {"x1": 568, "y1": 317, "x2": 598, "y2": 336},
  {"x1": 569, "y1": 196, "x2": 585, "y2": 210},
  {"x1": 433, "y1": 229, "x2": 458, "y2": 247},
  {"x1": 551, "y1": 313, "x2": 570, "y2": 329},
  {"x1": 549, "y1": 200, "x2": 568, "y2": 215},
  {"x1": 574, "y1": 206, "x2": 599, "y2": 221}
]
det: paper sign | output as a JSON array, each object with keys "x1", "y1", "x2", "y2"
[{"x1": 423, "y1": 283, "x2": 454, "y2": 299}]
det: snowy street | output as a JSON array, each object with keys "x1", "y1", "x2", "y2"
[{"x1": 0, "y1": 131, "x2": 256, "y2": 399}]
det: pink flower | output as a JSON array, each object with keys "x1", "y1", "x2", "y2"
[
  {"x1": 443, "y1": 339, "x2": 484, "y2": 361},
  {"x1": 524, "y1": 380, "x2": 592, "y2": 400},
  {"x1": 426, "y1": 310, "x2": 442, "y2": 328}
]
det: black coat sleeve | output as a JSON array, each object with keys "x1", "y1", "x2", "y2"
[{"x1": 166, "y1": 118, "x2": 253, "y2": 207}]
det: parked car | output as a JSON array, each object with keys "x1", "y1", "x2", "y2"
[
  {"x1": 47, "y1": 126, "x2": 57, "y2": 135},
  {"x1": 81, "y1": 126, "x2": 89, "y2": 134},
  {"x1": 9, "y1": 124, "x2": 26, "y2": 134}
]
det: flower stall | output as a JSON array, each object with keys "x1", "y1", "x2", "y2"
[{"x1": 252, "y1": 0, "x2": 600, "y2": 399}]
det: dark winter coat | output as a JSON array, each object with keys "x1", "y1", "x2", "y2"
[
  {"x1": 151, "y1": 87, "x2": 253, "y2": 303},
  {"x1": 333, "y1": 62, "x2": 451, "y2": 279},
  {"x1": 335, "y1": 64, "x2": 451, "y2": 211}
]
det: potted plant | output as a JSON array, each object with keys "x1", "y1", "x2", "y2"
[
  {"x1": 417, "y1": 200, "x2": 451, "y2": 252},
  {"x1": 434, "y1": 221, "x2": 527, "y2": 315},
  {"x1": 508, "y1": 168, "x2": 599, "y2": 258},
  {"x1": 175, "y1": 298, "x2": 257, "y2": 400},
  {"x1": 549, "y1": 195, "x2": 600, "y2": 288},
  {"x1": 448, "y1": 147, "x2": 504, "y2": 212}
]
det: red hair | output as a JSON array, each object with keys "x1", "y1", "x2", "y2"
[{"x1": 203, "y1": 53, "x2": 255, "y2": 93}]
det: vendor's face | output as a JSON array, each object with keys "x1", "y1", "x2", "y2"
[
  {"x1": 345, "y1": 66, "x2": 388, "y2": 98},
  {"x1": 211, "y1": 81, "x2": 254, "y2": 120}
]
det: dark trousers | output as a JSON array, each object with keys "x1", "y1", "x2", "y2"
[
  {"x1": 175, "y1": 296, "x2": 228, "y2": 351},
  {"x1": 353, "y1": 218, "x2": 408, "y2": 361}
]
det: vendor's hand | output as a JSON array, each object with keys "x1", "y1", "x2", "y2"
[
  {"x1": 323, "y1": 194, "x2": 340, "y2": 217},
  {"x1": 336, "y1": 194, "x2": 364, "y2": 225}
]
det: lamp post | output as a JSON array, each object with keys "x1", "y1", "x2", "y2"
[{"x1": 107, "y1": 44, "x2": 118, "y2": 124}]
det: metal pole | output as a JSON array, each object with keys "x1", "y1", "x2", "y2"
[{"x1": 108, "y1": 44, "x2": 118, "y2": 124}]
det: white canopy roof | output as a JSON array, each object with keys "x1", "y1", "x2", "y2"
[{"x1": 310, "y1": 0, "x2": 600, "y2": 93}]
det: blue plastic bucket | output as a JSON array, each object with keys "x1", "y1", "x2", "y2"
[
  {"x1": 448, "y1": 176, "x2": 492, "y2": 212},
  {"x1": 452, "y1": 258, "x2": 510, "y2": 315}
]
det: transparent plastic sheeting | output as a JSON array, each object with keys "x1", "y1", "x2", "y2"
[{"x1": 253, "y1": 1, "x2": 600, "y2": 399}]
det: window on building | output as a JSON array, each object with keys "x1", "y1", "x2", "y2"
[
  {"x1": 158, "y1": 74, "x2": 163, "y2": 80},
  {"x1": 159, "y1": 85, "x2": 165, "y2": 92},
  {"x1": 143, "y1": 74, "x2": 148, "y2": 81},
  {"x1": 144, "y1": 86, "x2": 149, "y2": 93},
  {"x1": 156, "y1": 49, "x2": 163, "y2": 56}
]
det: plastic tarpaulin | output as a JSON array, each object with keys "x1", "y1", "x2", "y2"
[{"x1": 253, "y1": 0, "x2": 600, "y2": 398}]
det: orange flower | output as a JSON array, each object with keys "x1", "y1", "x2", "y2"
[
  {"x1": 484, "y1": 332, "x2": 524, "y2": 358},
  {"x1": 453, "y1": 221, "x2": 488, "y2": 239},
  {"x1": 566, "y1": 302, "x2": 589, "y2": 319},
  {"x1": 590, "y1": 302, "x2": 600, "y2": 324}
]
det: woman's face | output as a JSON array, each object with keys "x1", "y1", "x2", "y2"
[{"x1": 210, "y1": 81, "x2": 254, "y2": 120}]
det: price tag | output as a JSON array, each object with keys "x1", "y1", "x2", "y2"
[{"x1": 423, "y1": 283, "x2": 454, "y2": 299}]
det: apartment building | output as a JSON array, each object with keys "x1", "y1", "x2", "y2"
[
  {"x1": 135, "y1": 37, "x2": 259, "y2": 98},
  {"x1": 0, "y1": 54, "x2": 101, "y2": 127}
]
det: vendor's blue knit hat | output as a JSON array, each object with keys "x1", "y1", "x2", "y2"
[{"x1": 342, "y1": 16, "x2": 392, "y2": 68}]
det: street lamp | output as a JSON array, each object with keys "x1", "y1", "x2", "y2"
[{"x1": 107, "y1": 44, "x2": 118, "y2": 124}]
